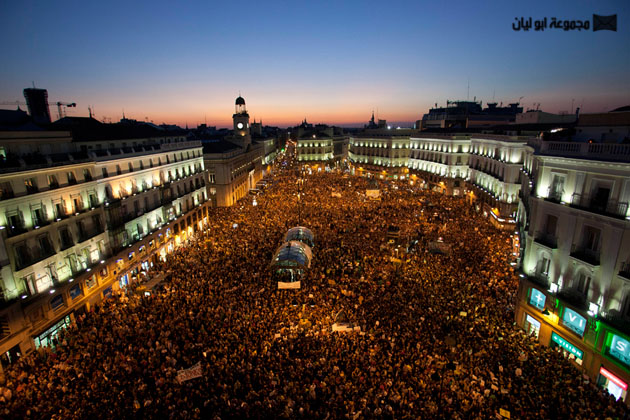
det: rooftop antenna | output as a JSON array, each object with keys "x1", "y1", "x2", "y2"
[
  {"x1": 32, "y1": 81, "x2": 35, "y2": 88},
  {"x1": 122, "y1": 109, "x2": 125, "y2": 119},
  {"x1": 467, "y1": 77, "x2": 470, "y2": 101},
  {"x1": 88, "y1": 106, "x2": 92, "y2": 118},
  {"x1": 492, "y1": 89, "x2": 496, "y2": 102},
  {"x1": 571, "y1": 98, "x2": 575, "y2": 114}
]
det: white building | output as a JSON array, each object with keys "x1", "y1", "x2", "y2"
[
  {"x1": 349, "y1": 131, "x2": 531, "y2": 227},
  {"x1": 516, "y1": 139, "x2": 630, "y2": 403},
  {"x1": 0, "y1": 123, "x2": 208, "y2": 368},
  {"x1": 203, "y1": 96, "x2": 265, "y2": 207}
]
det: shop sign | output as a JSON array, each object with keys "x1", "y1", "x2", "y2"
[
  {"x1": 600, "y1": 367, "x2": 628, "y2": 391},
  {"x1": 526, "y1": 314, "x2": 541, "y2": 329},
  {"x1": 562, "y1": 307, "x2": 586, "y2": 336},
  {"x1": 609, "y1": 334, "x2": 630, "y2": 366},
  {"x1": 529, "y1": 288, "x2": 546, "y2": 310},
  {"x1": 551, "y1": 332, "x2": 583, "y2": 359}
]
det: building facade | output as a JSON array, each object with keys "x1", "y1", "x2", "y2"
[
  {"x1": 348, "y1": 130, "x2": 531, "y2": 228},
  {"x1": 0, "y1": 125, "x2": 208, "y2": 368},
  {"x1": 516, "y1": 139, "x2": 630, "y2": 403},
  {"x1": 203, "y1": 97, "x2": 265, "y2": 207}
]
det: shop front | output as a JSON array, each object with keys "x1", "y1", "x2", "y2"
[
  {"x1": 33, "y1": 315, "x2": 71, "y2": 349},
  {"x1": 597, "y1": 367, "x2": 628, "y2": 402},
  {"x1": 524, "y1": 313, "x2": 541, "y2": 338},
  {"x1": 550, "y1": 332, "x2": 584, "y2": 366}
]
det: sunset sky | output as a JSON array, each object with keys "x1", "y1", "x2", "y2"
[{"x1": 1, "y1": 0, "x2": 628, "y2": 128}]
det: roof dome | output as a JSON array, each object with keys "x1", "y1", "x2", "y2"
[{"x1": 235, "y1": 96, "x2": 246, "y2": 105}]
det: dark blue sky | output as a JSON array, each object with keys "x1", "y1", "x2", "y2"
[{"x1": 1, "y1": 0, "x2": 628, "y2": 127}]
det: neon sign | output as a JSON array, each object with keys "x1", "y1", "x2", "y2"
[
  {"x1": 551, "y1": 332, "x2": 583, "y2": 359},
  {"x1": 562, "y1": 307, "x2": 586, "y2": 336},
  {"x1": 529, "y1": 288, "x2": 546, "y2": 310},
  {"x1": 609, "y1": 334, "x2": 630, "y2": 366},
  {"x1": 600, "y1": 367, "x2": 628, "y2": 391}
]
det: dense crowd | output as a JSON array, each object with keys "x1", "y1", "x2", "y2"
[{"x1": 0, "y1": 150, "x2": 628, "y2": 419}]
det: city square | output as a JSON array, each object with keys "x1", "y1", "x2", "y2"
[{"x1": 0, "y1": 149, "x2": 626, "y2": 419}]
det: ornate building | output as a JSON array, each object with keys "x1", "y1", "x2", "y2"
[
  {"x1": 203, "y1": 96, "x2": 266, "y2": 207},
  {"x1": 0, "y1": 122, "x2": 208, "y2": 368},
  {"x1": 516, "y1": 139, "x2": 630, "y2": 402}
]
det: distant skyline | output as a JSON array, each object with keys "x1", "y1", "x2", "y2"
[{"x1": 1, "y1": 0, "x2": 628, "y2": 128}]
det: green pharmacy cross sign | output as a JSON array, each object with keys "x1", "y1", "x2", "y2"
[{"x1": 529, "y1": 288, "x2": 546, "y2": 310}]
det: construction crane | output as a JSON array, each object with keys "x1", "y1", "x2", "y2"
[
  {"x1": 0, "y1": 100, "x2": 76, "y2": 120},
  {"x1": 55, "y1": 101, "x2": 76, "y2": 120}
]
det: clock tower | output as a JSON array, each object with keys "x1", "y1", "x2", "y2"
[{"x1": 233, "y1": 96, "x2": 250, "y2": 143}]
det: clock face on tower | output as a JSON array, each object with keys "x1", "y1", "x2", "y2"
[{"x1": 237, "y1": 122, "x2": 244, "y2": 130}]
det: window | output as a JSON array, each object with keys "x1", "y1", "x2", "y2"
[
  {"x1": 116, "y1": 165, "x2": 122, "y2": 175},
  {"x1": 0, "y1": 182, "x2": 14, "y2": 200},
  {"x1": 73, "y1": 197, "x2": 83, "y2": 213},
  {"x1": 591, "y1": 186, "x2": 610, "y2": 212},
  {"x1": 575, "y1": 272, "x2": 591, "y2": 296},
  {"x1": 50, "y1": 294, "x2": 64, "y2": 310},
  {"x1": 59, "y1": 228, "x2": 73, "y2": 250},
  {"x1": 128, "y1": 162, "x2": 133, "y2": 173},
  {"x1": 69, "y1": 284, "x2": 82, "y2": 299},
  {"x1": 14, "y1": 243, "x2": 31, "y2": 268},
  {"x1": 102, "y1": 167, "x2": 109, "y2": 178},
  {"x1": 92, "y1": 215, "x2": 102, "y2": 232},
  {"x1": 48, "y1": 174, "x2": 59, "y2": 189},
  {"x1": 89, "y1": 193, "x2": 98, "y2": 208},
  {"x1": 67, "y1": 172, "x2": 77, "y2": 185},
  {"x1": 86, "y1": 274, "x2": 97, "y2": 289},
  {"x1": 32, "y1": 207, "x2": 46, "y2": 226},
  {"x1": 139, "y1": 160, "x2": 144, "y2": 170},
  {"x1": 545, "y1": 214, "x2": 558, "y2": 236},
  {"x1": 537, "y1": 255, "x2": 550, "y2": 277},
  {"x1": 25, "y1": 178, "x2": 38, "y2": 194},
  {"x1": 38, "y1": 235, "x2": 54, "y2": 256},
  {"x1": 54, "y1": 202, "x2": 65, "y2": 219},
  {"x1": 83, "y1": 169, "x2": 93, "y2": 182},
  {"x1": 582, "y1": 226, "x2": 601, "y2": 252}
]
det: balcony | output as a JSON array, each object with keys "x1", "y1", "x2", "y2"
[
  {"x1": 59, "y1": 238, "x2": 74, "y2": 251},
  {"x1": 77, "y1": 226, "x2": 105, "y2": 244},
  {"x1": 7, "y1": 224, "x2": 27, "y2": 237},
  {"x1": 556, "y1": 288, "x2": 588, "y2": 311},
  {"x1": 600, "y1": 311, "x2": 630, "y2": 337},
  {"x1": 570, "y1": 245, "x2": 600, "y2": 266},
  {"x1": 15, "y1": 247, "x2": 56, "y2": 271},
  {"x1": 570, "y1": 193, "x2": 628, "y2": 219},
  {"x1": 528, "y1": 272, "x2": 550, "y2": 289},
  {"x1": 534, "y1": 232, "x2": 558, "y2": 249},
  {"x1": 545, "y1": 188, "x2": 563, "y2": 204}
]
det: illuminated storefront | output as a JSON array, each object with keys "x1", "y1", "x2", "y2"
[
  {"x1": 550, "y1": 332, "x2": 583, "y2": 365},
  {"x1": 598, "y1": 367, "x2": 628, "y2": 402},
  {"x1": 524, "y1": 314, "x2": 541, "y2": 338},
  {"x1": 34, "y1": 315, "x2": 71, "y2": 349}
]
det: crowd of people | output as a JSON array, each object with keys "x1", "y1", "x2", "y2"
[{"x1": 0, "y1": 150, "x2": 628, "y2": 419}]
